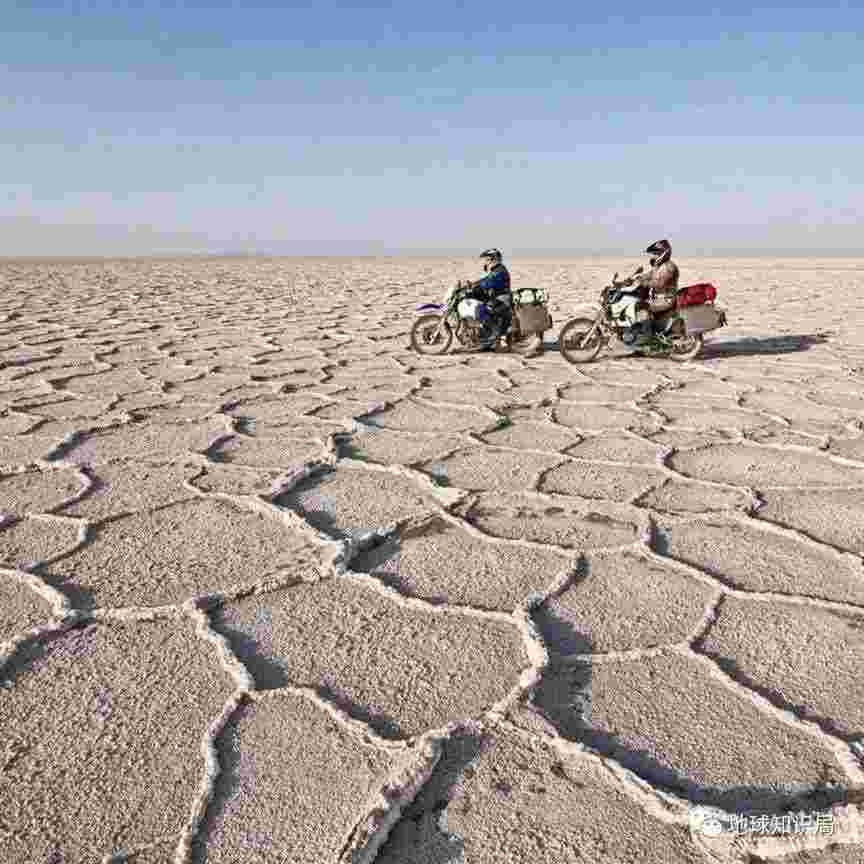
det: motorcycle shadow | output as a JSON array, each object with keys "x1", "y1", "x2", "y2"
[
  {"x1": 702, "y1": 333, "x2": 831, "y2": 358},
  {"x1": 542, "y1": 333, "x2": 831, "y2": 361}
]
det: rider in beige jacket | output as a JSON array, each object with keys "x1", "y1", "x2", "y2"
[
  {"x1": 623, "y1": 239, "x2": 679, "y2": 344},
  {"x1": 637, "y1": 239, "x2": 679, "y2": 309}
]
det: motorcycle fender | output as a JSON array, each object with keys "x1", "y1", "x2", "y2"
[{"x1": 416, "y1": 303, "x2": 444, "y2": 314}]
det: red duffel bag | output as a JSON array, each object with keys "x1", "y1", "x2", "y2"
[{"x1": 678, "y1": 283, "x2": 717, "y2": 307}]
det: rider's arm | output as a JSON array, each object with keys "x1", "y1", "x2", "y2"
[{"x1": 630, "y1": 269, "x2": 654, "y2": 300}]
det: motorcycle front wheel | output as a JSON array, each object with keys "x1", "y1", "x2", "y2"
[
  {"x1": 559, "y1": 317, "x2": 603, "y2": 364},
  {"x1": 411, "y1": 315, "x2": 453, "y2": 355}
]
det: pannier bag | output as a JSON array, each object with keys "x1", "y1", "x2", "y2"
[
  {"x1": 516, "y1": 304, "x2": 553, "y2": 333},
  {"x1": 512, "y1": 287, "x2": 547, "y2": 306},
  {"x1": 682, "y1": 303, "x2": 724, "y2": 334},
  {"x1": 678, "y1": 283, "x2": 718, "y2": 308},
  {"x1": 512, "y1": 286, "x2": 552, "y2": 332}
]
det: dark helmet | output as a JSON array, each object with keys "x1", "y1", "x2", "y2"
[
  {"x1": 645, "y1": 239, "x2": 671, "y2": 267},
  {"x1": 480, "y1": 247, "x2": 503, "y2": 271}
]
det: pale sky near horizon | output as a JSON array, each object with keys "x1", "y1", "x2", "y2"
[{"x1": 2, "y1": 1, "x2": 862, "y2": 257}]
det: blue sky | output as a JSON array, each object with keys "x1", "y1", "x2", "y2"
[{"x1": 2, "y1": 0, "x2": 863, "y2": 255}]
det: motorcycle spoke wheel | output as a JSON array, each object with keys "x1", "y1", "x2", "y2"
[
  {"x1": 668, "y1": 333, "x2": 703, "y2": 362},
  {"x1": 410, "y1": 315, "x2": 453, "y2": 355},
  {"x1": 559, "y1": 317, "x2": 603, "y2": 364},
  {"x1": 661, "y1": 320, "x2": 703, "y2": 361}
]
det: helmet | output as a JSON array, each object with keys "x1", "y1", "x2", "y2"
[
  {"x1": 480, "y1": 248, "x2": 502, "y2": 271},
  {"x1": 645, "y1": 239, "x2": 671, "y2": 266}
]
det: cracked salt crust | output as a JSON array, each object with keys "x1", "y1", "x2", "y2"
[
  {"x1": 60, "y1": 418, "x2": 232, "y2": 465},
  {"x1": 214, "y1": 577, "x2": 529, "y2": 738},
  {"x1": 42, "y1": 497, "x2": 323, "y2": 609},
  {"x1": 636, "y1": 478, "x2": 755, "y2": 514},
  {"x1": 4, "y1": 257, "x2": 864, "y2": 863},
  {"x1": 755, "y1": 487, "x2": 864, "y2": 555},
  {"x1": 533, "y1": 651, "x2": 851, "y2": 811},
  {"x1": 541, "y1": 458, "x2": 668, "y2": 501},
  {"x1": 0, "y1": 465, "x2": 89, "y2": 515},
  {"x1": 0, "y1": 617, "x2": 236, "y2": 863},
  {"x1": 669, "y1": 441, "x2": 864, "y2": 487},
  {"x1": 455, "y1": 489, "x2": 644, "y2": 550},
  {"x1": 539, "y1": 549, "x2": 716, "y2": 654},
  {"x1": 654, "y1": 514, "x2": 864, "y2": 603},
  {"x1": 277, "y1": 463, "x2": 441, "y2": 540},
  {"x1": 698, "y1": 596, "x2": 864, "y2": 739},
  {"x1": 351, "y1": 513, "x2": 577, "y2": 612},
  {"x1": 376, "y1": 724, "x2": 703, "y2": 864},
  {"x1": 58, "y1": 460, "x2": 200, "y2": 519},
  {"x1": 188, "y1": 689, "x2": 441, "y2": 864},
  {"x1": 0, "y1": 514, "x2": 84, "y2": 571},
  {"x1": 419, "y1": 446, "x2": 564, "y2": 494}
]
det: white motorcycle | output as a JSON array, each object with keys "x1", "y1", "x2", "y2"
[{"x1": 559, "y1": 267, "x2": 727, "y2": 363}]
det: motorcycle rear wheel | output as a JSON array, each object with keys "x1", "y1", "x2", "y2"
[
  {"x1": 411, "y1": 315, "x2": 453, "y2": 355},
  {"x1": 559, "y1": 317, "x2": 603, "y2": 364},
  {"x1": 668, "y1": 334, "x2": 703, "y2": 361},
  {"x1": 665, "y1": 321, "x2": 703, "y2": 362}
]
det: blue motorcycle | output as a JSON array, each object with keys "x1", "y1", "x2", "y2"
[{"x1": 410, "y1": 281, "x2": 518, "y2": 355}]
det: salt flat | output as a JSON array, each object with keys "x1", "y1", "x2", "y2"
[{"x1": 2, "y1": 256, "x2": 864, "y2": 863}]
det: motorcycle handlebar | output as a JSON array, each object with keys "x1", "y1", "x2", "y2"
[{"x1": 610, "y1": 265, "x2": 644, "y2": 288}]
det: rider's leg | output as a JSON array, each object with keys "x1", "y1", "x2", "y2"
[
  {"x1": 618, "y1": 297, "x2": 644, "y2": 344},
  {"x1": 624, "y1": 302, "x2": 653, "y2": 345},
  {"x1": 489, "y1": 295, "x2": 512, "y2": 332},
  {"x1": 478, "y1": 302, "x2": 500, "y2": 348}
]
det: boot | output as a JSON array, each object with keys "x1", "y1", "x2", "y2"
[
  {"x1": 523, "y1": 333, "x2": 543, "y2": 358},
  {"x1": 632, "y1": 321, "x2": 653, "y2": 346},
  {"x1": 479, "y1": 320, "x2": 501, "y2": 352}
]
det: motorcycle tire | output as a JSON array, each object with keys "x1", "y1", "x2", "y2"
[
  {"x1": 668, "y1": 333, "x2": 703, "y2": 362},
  {"x1": 559, "y1": 317, "x2": 603, "y2": 364},
  {"x1": 663, "y1": 320, "x2": 703, "y2": 362},
  {"x1": 410, "y1": 315, "x2": 453, "y2": 355}
]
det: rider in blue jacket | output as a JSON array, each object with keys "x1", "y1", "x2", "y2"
[{"x1": 468, "y1": 248, "x2": 511, "y2": 350}]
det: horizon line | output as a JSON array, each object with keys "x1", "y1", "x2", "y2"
[{"x1": 3, "y1": 251, "x2": 864, "y2": 262}]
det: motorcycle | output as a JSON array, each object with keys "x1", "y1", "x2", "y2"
[
  {"x1": 558, "y1": 267, "x2": 727, "y2": 364},
  {"x1": 410, "y1": 281, "x2": 514, "y2": 355},
  {"x1": 411, "y1": 281, "x2": 555, "y2": 356}
]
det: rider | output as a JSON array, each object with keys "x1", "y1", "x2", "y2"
[
  {"x1": 467, "y1": 248, "x2": 512, "y2": 350},
  {"x1": 620, "y1": 239, "x2": 679, "y2": 346}
]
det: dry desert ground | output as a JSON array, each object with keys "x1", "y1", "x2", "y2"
[{"x1": 2, "y1": 256, "x2": 864, "y2": 864}]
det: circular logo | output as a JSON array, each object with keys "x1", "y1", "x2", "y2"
[{"x1": 689, "y1": 806, "x2": 725, "y2": 837}]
